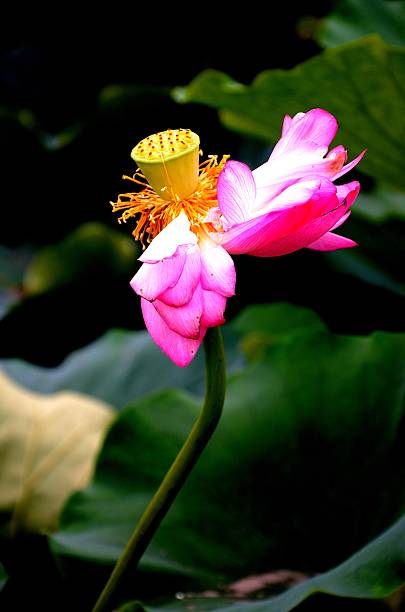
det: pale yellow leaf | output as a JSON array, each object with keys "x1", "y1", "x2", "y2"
[{"x1": 0, "y1": 370, "x2": 114, "y2": 534}]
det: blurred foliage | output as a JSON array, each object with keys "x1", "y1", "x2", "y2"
[
  {"x1": 0, "y1": 245, "x2": 31, "y2": 318},
  {"x1": 325, "y1": 248, "x2": 405, "y2": 297},
  {"x1": 174, "y1": 35, "x2": 405, "y2": 191},
  {"x1": 0, "y1": 223, "x2": 142, "y2": 365},
  {"x1": 0, "y1": 307, "x2": 259, "y2": 541},
  {"x1": 0, "y1": 106, "x2": 83, "y2": 151},
  {"x1": 0, "y1": 370, "x2": 113, "y2": 534},
  {"x1": 354, "y1": 188, "x2": 405, "y2": 223},
  {"x1": 40, "y1": 304, "x2": 405, "y2": 608},
  {"x1": 0, "y1": 326, "x2": 243, "y2": 408},
  {"x1": 23, "y1": 222, "x2": 139, "y2": 296},
  {"x1": 126, "y1": 513, "x2": 405, "y2": 609},
  {"x1": 0, "y1": 563, "x2": 6, "y2": 589},
  {"x1": 1, "y1": 304, "x2": 404, "y2": 610},
  {"x1": 322, "y1": 212, "x2": 405, "y2": 298},
  {"x1": 316, "y1": 0, "x2": 405, "y2": 47}
]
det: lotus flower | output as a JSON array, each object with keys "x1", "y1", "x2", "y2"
[
  {"x1": 112, "y1": 129, "x2": 235, "y2": 367},
  {"x1": 112, "y1": 112, "x2": 364, "y2": 366},
  {"x1": 209, "y1": 108, "x2": 365, "y2": 256},
  {"x1": 131, "y1": 212, "x2": 235, "y2": 367}
]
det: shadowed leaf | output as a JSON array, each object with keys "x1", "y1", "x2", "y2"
[
  {"x1": 0, "y1": 371, "x2": 113, "y2": 534},
  {"x1": 173, "y1": 36, "x2": 405, "y2": 191},
  {"x1": 48, "y1": 306, "x2": 405, "y2": 598},
  {"x1": 316, "y1": 0, "x2": 405, "y2": 48}
]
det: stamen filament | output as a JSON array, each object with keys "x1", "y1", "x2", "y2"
[{"x1": 111, "y1": 155, "x2": 229, "y2": 244}]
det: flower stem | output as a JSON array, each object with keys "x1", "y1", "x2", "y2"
[{"x1": 92, "y1": 327, "x2": 226, "y2": 612}]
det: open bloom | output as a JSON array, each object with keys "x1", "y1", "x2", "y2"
[
  {"x1": 112, "y1": 129, "x2": 235, "y2": 367},
  {"x1": 208, "y1": 108, "x2": 365, "y2": 256},
  {"x1": 113, "y1": 111, "x2": 364, "y2": 367}
]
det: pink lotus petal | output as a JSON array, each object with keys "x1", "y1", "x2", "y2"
[
  {"x1": 141, "y1": 298, "x2": 206, "y2": 367},
  {"x1": 254, "y1": 176, "x2": 334, "y2": 216},
  {"x1": 252, "y1": 143, "x2": 328, "y2": 192},
  {"x1": 248, "y1": 182, "x2": 360, "y2": 257},
  {"x1": 251, "y1": 115, "x2": 361, "y2": 209},
  {"x1": 200, "y1": 238, "x2": 236, "y2": 297},
  {"x1": 216, "y1": 177, "x2": 338, "y2": 254},
  {"x1": 272, "y1": 109, "x2": 338, "y2": 158},
  {"x1": 253, "y1": 179, "x2": 298, "y2": 206},
  {"x1": 201, "y1": 289, "x2": 227, "y2": 327},
  {"x1": 327, "y1": 144, "x2": 347, "y2": 159},
  {"x1": 249, "y1": 198, "x2": 353, "y2": 257},
  {"x1": 139, "y1": 212, "x2": 197, "y2": 263},
  {"x1": 281, "y1": 114, "x2": 293, "y2": 137},
  {"x1": 251, "y1": 127, "x2": 342, "y2": 202},
  {"x1": 332, "y1": 149, "x2": 366, "y2": 181},
  {"x1": 205, "y1": 206, "x2": 223, "y2": 226},
  {"x1": 153, "y1": 284, "x2": 203, "y2": 340},
  {"x1": 217, "y1": 160, "x2": 256, "y2": 225},
  {"x1": 324, "y1": 145, "x2": 347, "y2": 171},
  {"x1": 331, "y1": 210, "x2": 351, "y2": 230},
  {"x1": 336, "y1": 181, "x2": 360, "y2": 205},
  {"x1": 253, "y1": 149, "x2": 346, "y2": 204},
  {"x1": 251, "y1": 110, "x2": 339, "y2": 194},
  {"x1": 131, "y1": 254, "x2": 186, "y2": 301},
  {"x1": 307, "y1": 232, "x2": 357, "y2": 251},
  {"x1": 158, "y1": 248, "x2": 201, "y2": 307}
]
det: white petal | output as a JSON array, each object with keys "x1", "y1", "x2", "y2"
[{"x1": 139, "y1": 212, "x2": 197, "y2": 263}]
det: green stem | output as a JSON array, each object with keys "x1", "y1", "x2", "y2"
[{"x1": 92, "y1": 327, "x2": 226, "y2": 612}]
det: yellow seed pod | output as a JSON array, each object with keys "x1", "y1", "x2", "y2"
[{"x1": 131, "y1": 129, "x2": 200, "y2": 200}]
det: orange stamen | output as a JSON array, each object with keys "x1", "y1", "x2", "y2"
[{"x1": 111, "y1": 155, "x2": 229, "y2": 245}]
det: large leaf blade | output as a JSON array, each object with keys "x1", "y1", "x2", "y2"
[
  {"x1": 174, "y1": 36, "x2": 405, "y2": 190},
  {"x1": 49, "y1": 306, "x2": 405, "y2": 593},
  {"x1": 316, "y1": 0, "x2": 405, "y2": 48}
]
